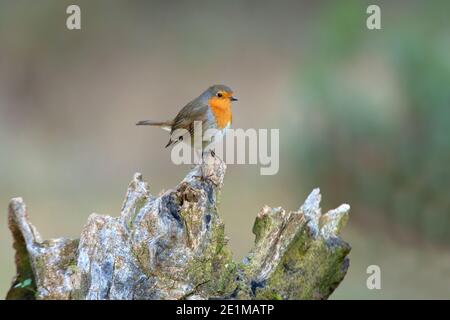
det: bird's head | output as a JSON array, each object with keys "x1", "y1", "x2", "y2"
[{"x1": 204, "y1": 84, "x2": 238, "y2": 104}]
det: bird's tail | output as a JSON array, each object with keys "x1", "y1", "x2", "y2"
[{"x1": 136, "y1": 120, "x2": 172, "y2": 131}]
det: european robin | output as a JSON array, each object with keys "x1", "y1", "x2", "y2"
[{"x1": 137, "y1": 84, "x2": 237, "y2": 152}]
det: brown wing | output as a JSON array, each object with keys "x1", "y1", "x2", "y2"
[{"x1": 165, "y1": 100, "x2": 209, "y2": 148}]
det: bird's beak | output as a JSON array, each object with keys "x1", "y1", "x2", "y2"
[{"x1": 231, "y1": 96, "x2": 238, "y2": 101}]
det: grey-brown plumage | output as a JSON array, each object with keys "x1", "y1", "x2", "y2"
[{"x1": 137, "y1": 85, "x2": 237, "y2": 149}]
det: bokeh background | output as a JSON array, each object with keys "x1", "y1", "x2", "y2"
[{"x1": 1, "y1": 0, "x2": 449, "y2": 299}]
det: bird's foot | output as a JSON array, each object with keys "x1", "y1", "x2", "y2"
[
  {"x1": 192, "y1": 174, "x2": 218, "y2": 187},
  {"x1": 192, "y1": 165, "x2": 218, "y2": 187}
]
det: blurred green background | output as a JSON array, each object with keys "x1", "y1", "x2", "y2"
[{"x1": 1, "y1": 0, "x2": 449, "y2": 299}]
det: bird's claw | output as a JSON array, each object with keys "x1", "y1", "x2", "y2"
[{"x1": 192, "y1": 171, "x2": 218, "y2": 187}]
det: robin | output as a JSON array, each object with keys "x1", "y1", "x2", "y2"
[{"x1": 137, "y1": 84, "x2": 237, "y2": 154}]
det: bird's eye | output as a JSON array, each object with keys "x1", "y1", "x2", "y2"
[{"x1": 217, "y1": 93, "x2": 223, "y2": 98}]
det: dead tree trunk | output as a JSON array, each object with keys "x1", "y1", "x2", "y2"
[{"x1": 6, "y1": 154, "x2": 351, "y2": 300}]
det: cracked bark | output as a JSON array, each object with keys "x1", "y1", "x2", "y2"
[{"x1": 6, "y1": 154, "x2": 351, "y2": 300}]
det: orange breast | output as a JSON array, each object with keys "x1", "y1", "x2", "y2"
[{"x1": 208, "y1": 97, "x2": 232, "y2": 129}]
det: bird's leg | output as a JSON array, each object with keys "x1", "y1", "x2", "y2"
[
  {"x1": 209, "y1": 148, "x2": 223, "y2": 162},
  {"x1": 196, "y1": 167, "x2": 218, "y2": 187},
  {"x1": 203, "y1": 149, "x2": 220, "y2": 186},
  {"x1": 192, "y1": 149, "x2": 218, "y2": 186}
]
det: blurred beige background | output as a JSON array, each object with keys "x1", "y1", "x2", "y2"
[{"x1": 1, "y1": 0, "x2": 450, "y2": 299}]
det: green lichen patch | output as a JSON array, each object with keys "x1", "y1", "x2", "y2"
[
  {"x1": 184, "y1": 220, "x2": 237, "y2": 298},
  {"x1": 252, "y1": 213, "x2": 272, "y2": 244},
  {"x1": 180, "y1": 205, "x2": 203, "y2": 248},
  {"x1": 254, "y1": 229, "x2": 351, "y2": 299},
  {"x1": 127, "y1": 196, "x2": 148, "y2": 230}
]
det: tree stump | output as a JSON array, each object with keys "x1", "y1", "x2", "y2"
[{"x1": 6, "y1": 154, "x2": 351, "y2": 300}]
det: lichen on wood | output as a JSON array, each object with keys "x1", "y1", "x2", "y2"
[{"x1": 6, "y1": 153, "x2": 351, "y2": 300}]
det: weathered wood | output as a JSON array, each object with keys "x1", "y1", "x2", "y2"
[{"x1": 6, "y1": 154, "x2": 350, "y2": 300}]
